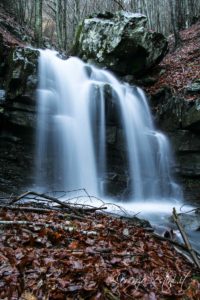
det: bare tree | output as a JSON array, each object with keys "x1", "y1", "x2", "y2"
[
  {"x1": 2, "y1": 0, "x2": 200, "y2": 51},
  {"x1": 169, "y1": 0, "x2": 182, "y2": 48},
  {"x1": 35, "y1": 0, "x2": 43, "y2": 47}
]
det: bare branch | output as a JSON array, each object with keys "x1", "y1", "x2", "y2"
[{"x1": 173, "y1": 207, "x2": 200, "y2": 270}]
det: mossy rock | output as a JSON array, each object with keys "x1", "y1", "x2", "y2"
[
  {"x1": 72, "y1": 11, "x2": 168, "y2": 75},
  {"x1": 5, "y1": 47, "x2": 39, "y2": 100},
  {"x1": 2, "y1": 47, "x2": 39, "y2": 130}
]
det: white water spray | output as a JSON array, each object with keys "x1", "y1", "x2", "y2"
[{"x1": 36, "y1": 49, "x2": 181, "y2": 202}]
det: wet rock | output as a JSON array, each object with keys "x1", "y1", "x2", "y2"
[
  {"x1": 136, "y1": 75, "x2": 157, "y2": 86},
  {"x1": 155, "y1": 95, "x2": 185, "y2": 131},
  {"x1": 121, "y1": 75, "x2": 134, "y2": 84},
  {"x1": 178, "y1": 154, "x2": 200, "y2": 177},
  {"x1": 3, "y1": 110, "x2": 37, "y2": 130},
  {"x1": 0, "y1": 134, "x2": 35, "y2": 195},
  {"x1": 2, "y1": 47, "x2": 39, "y2": 130},
  {"x1": 6, "y1": 47, "x2": 39, "y2": 100},
  {"x1": 167, "y1": 129, "x2": 200, "y2": 201},
  {"x1": 182, "y1": 99, "x2": 200, "y2": 131},
  {"x1": 0, "y1": 46, "x2": 39, "y2": 194},
  {"x1": 106, "y1": 126, "x2": 117, "y2": 144},
  {"x1": 153, "y1": 87, "x2": 200, "y2": 132},
  {"x1": 73, "y1": 11, "x2": 168, "y2": 75},
  {"x1": 152, "y1": 87, "x2": 200, "y2": 201},
  {"x1": 0, "y1": 89, "x2": 5, "y2": 102},
  {"x1": 186, "y1": 79, "x2": 200, "y2": 94},
  {"x1": 169, "y1": 130, "x2": 200, "y2": 153}
]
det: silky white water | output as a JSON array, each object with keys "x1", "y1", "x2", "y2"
[{"x1": 35, "y1": 49, "x2": 182, "y2": 203}]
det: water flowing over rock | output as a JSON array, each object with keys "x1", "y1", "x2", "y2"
[
  {"x1": 72, "y1": 11, "x2": 168, "y2": 75},
  {"x1": 35, "y1": 49, "x2": 181, "y2": 201}
]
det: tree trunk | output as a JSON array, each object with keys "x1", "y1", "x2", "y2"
[
  {"x1": 169, "y1": 0, "x2": 182, "y2": 49},
  {"x1": 35, "y1": 0, "x2": 43, "y2": 47},
  {"x1": 62, "y1": 0, "x2": 67, "y2": 50},
  {"x1": 56, "y1": 0, "x2": 63, "y2": 49}
]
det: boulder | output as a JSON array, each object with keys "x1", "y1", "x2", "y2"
[
  {"x1": 2, "y1": 47, "x2": 39, "y2": 130},
  {"x1": 72, "y1": 11, "x2": 168, "y2": 75}
]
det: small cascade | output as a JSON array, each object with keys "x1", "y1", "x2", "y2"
[{"x1": 35, "y1": 49, "x2": 181, "y2": 201}]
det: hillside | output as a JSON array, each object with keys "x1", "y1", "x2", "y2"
[
  {"x1": 145, "y1": 21, "x2": 200, "y2": 100},
  {"x1": 0, "y1": 4, "x2": 33, "y2": 48}
]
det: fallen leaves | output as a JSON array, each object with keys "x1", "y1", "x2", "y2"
[
  {"x1": 145, "y1": 21, "x2": 200, "y2": 97},
  {"x1": 0, "y1": 206, "x2": 199, "y2": 299}
]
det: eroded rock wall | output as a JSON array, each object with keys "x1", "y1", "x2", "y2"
[
  {"x1": 0, "y1": 47, "x2": 39, "y2": 194},
  {"x1": 152, "y1": 87, "x2": 200, "y2": 203}
]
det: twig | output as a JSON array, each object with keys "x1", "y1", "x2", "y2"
[
  {"x1": 0, "y1": 204, "x2": 105, "y2": 218},
  {"x1": 83, "y1": 188, "x2": 92, "y2": 203},
  {"x1": 172, "y1": 207, "x2": 200, "y2": 269},
  {"x1": 9, "y1": 191, "x2": 107, "y2": 214},
  {"x1": 10, "y1": 191, "x2": 31, "y2": 204},
  {"x1": 180, "y1": 205, "x2": 200, "y2": 214}
]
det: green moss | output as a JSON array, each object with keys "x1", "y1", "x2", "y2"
[
  {"x1": 70, "y1": 21, "x2": 84, "y2": 55},
  {"x1": 71, "y1": 12, "x2": 168, "y2": 75}
]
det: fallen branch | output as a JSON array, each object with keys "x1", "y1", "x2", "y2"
[
  {"x1": 172, "y1": 207, "x2": 200, "y2": 269},
  {"x1": 0, "y1": 205, "x2": 55, "y2": 213},
  {"x1": 180, "y1": 204, "x2": 200, "y2": 214},
  {"x1": 9, "y1": 191, "x2": 107, "y2": 214}
]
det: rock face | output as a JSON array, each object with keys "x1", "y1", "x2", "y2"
[
  {"x1": 73, "y1": 11, "x2": 168, "y2": 75},
  {"x1": 182, "y1": 99, "x2": 200, "y2": 130},
  {"x1": 1, "y1": 47, "x2": 39, "y2": 129},
  {"x1": 152, "y1": 87, "x2": 200, "y2": 203},
  {"x1": 0, "y1": 47, "x2": 39, "y2": 194}
]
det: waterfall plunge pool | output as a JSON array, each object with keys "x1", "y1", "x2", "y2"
[{"x1": 33, "y1": 49, "x2": 199, "y2": 252}]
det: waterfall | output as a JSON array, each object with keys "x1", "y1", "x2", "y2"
[{"x1": 35, "y1": 49, "x2": 181, "y2": 201}]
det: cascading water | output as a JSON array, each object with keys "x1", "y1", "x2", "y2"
[{"x1": 35, "y1": 49, "x2": 181, "y2": 202}]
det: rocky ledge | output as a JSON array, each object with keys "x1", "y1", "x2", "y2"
[{"x1": 72, "y1": 11, "x2": 168, "y2": 76}]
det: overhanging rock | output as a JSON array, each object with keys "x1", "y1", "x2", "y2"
[{"x1": 72, "y1": 11, "x2": 168, "y2": 75}]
